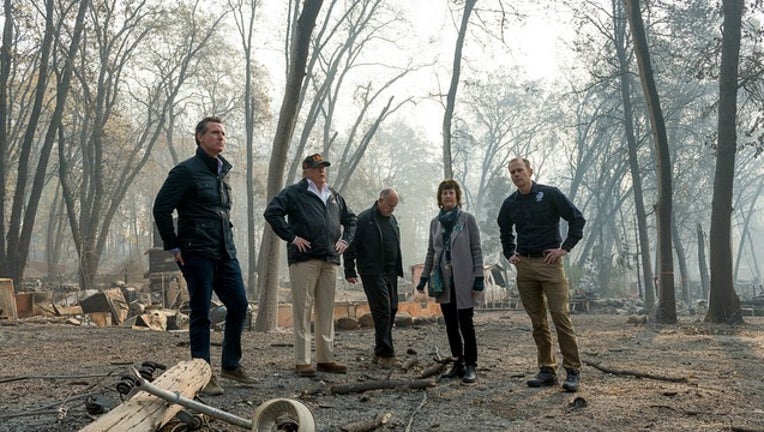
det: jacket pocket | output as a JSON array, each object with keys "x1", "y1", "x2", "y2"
[{"x1": 197, "y1": 180, "x2": 218, "y2": 203}]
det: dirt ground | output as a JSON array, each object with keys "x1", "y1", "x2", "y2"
[{"x1": 1, "y1": 310, "x2": 763, "y2": 432}]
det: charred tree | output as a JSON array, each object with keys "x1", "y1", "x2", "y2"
[
  {"x1": 623, "y1": 0, "x2": 676, "y2": 323},
  {"x1": 706, "y1": 0, "x2": 744, "y2": 324},
  {"x1": 256, "y1": 0, "x2": 324, "y2": 331}
]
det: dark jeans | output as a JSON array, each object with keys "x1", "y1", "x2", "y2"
[
  {"x1": 440, "y1": 281, "x2": 477, "y2": 367},
  {"x1": 361, "y1": 272, "x2": 398, "y2": 358},
  {"x1": 180, "y1": 256, "x2": 248, "y2": 370}
]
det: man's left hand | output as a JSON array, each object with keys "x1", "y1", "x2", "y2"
[
  {"x1": 335, "y1": 240, "x2": 348, "y2": 254},
  {"x1": 543, "y1": 248, "x2": 567, "y2": 264}
]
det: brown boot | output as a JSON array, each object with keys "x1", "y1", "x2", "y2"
[
  {"x1": 377, "y1": 356, "x2": 403, "y2": 369},
  {"x1": 221, "y1": 366, "x2": 258, "y2": 384},
  {"x1": 317, "y1": 362, "x2": 347, "y2": 374},
  {"x1": 200, "y1": 375, "x2": 224, "y2": 396},
  {"x1": 295, "y1": 364, "x2": 316, "y2": 377}
]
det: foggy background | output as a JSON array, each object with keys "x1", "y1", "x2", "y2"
[{"x1": 2, "y1": 0, "x2": 763, "y2": 305}]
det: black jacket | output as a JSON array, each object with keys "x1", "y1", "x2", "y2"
[
  {"x1": 264, "y1": 179, "x2": 356, "y2": 265},
  {"x1": 344, "y1": 202, "x2": 404, "y2": 279},
  {"x1": 153, "y1": 147, "x2": 236, "y2": 260},
  {"x1": 497, "y1": 182, "x2": 585, "y2": 258}
]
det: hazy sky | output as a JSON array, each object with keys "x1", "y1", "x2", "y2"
[{"x1": 250, "y1": 1, "x2": 577, "y2": 143}]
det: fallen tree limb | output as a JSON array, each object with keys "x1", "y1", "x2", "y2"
[
  {"x1": 401, "y1": 358, "x2": 418, "y2": 371},
  {"x1": 340, "y1": 412, "x2": 392, "y2": 432},
  {"x1": 0, "y1": 408, "x2": 84, "y2": 420},
  {"x1": 330, "y1": 379, "x2": 434, "y2": 395},
  {"x1": 419, "y1": 363, "x2": 446, "y2": 379},
  {"x1": 583, "y1": 360, "x2": 689, "y2": 383},
  {"x1": 0, "y1": 370, "x2": 126, "y2": 385}
]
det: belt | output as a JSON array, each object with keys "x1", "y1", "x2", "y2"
[{"x1": 518, "y1": 252, "x2": 546, "y2": 258}]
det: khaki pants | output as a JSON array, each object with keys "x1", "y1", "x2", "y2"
[
  {"x1": 289, "y1": 260, "x2": 338, "y2": 365},
  {"x1": 516, "y1": 257, "x2": 581, "y2": 370}
]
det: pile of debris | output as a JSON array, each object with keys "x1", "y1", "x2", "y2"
[
  {"x1": 741, "y1": 295, "x2": 764, "y2": 316},
  {"x1": 4, "y1": 279, "x2": 191, "y2": 331}
]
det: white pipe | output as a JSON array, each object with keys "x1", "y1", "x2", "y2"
[{"x1": 129, "y1": 367, "x2": 252, "y2": 429}]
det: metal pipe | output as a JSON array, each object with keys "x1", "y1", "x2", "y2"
[{"x1": 129, "y1": 368, "x2": 252, "y2": 430}]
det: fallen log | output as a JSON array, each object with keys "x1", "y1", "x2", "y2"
[
  {"x1": 340, "y1": 412, "x2": 392, "y2": 432},
  {"x1": 330, "y1": 379, "x2": 434, "y2": 395},
  {"x1": 401, "y1": 358, "x2": 418, "y2": 371},
  {"x1": 583, "y1": 359, "x2": 689, "y2": 383},
  {"x1": 419, "y1": 363, "x2": 446, "y2": 379}
]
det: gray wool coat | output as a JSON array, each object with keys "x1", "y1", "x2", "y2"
[{"x1": 422, "y1": 210, "x2": 484, "y2": 309}]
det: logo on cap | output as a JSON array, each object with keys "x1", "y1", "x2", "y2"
[{"x1": 302, "y1": 153, "x2": 331, "y2": 169}]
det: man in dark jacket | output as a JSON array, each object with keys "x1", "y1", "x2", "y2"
[
  {"x1": 497, "y1": 157, "x2": 586, "y2": 393},
  {"x1": 344, "y1": 188, "x2": 403, "y2": 369},
  {"x1": 264, "y1": 153, "x2": 357, "y2": 377},
  {"x1": 153, "y1": 116, "x2": 255, "y2": 396}
]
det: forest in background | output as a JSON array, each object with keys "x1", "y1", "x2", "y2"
[{"x1": 0, "y1": 0, "x2": 762, "y2": 326}]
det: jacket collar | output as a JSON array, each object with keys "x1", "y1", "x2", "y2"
[
  {"x1": 513, "y1": 181, "x2": 539, "y2": 198},
  {"x1": 195, "y1": 146, "x2": 231, "y2": 176},
  {"x1": 372, "y1": 201, "x2": 394, "y2": 221}
]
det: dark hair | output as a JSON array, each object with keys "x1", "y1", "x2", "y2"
[
  {"x1": 194, "y1": 116, "x2": 223, "y2": 146},
  {"x1": 436, "y1": 179, "x2": 462, "y2": 209}
]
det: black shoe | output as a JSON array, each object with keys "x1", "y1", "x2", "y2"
[
  {"x1": 462, "y1": 365, "x2": 477, "y2": 383},
  {"x1": 527, "y1": 367, "x2": 558, "y2": 387},
  {"x1": 442, "y1": 361, "x2": 466, "y2": 379},
  {"x1": 562, "y1": 368, "x2": 580, "y2": 392}
]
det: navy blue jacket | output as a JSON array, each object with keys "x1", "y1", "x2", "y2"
[
  {"x1": 264, "y1": 179, "x2": 356, "y2": 265},
  {"x1": 497, "y1": 182, "x2": 585, "y2": 258},
  {"x1": 153, "y1": 147, "x2": 236, "y2": 260}
]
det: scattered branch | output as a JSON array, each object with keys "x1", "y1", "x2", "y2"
[
  {"x1": 401, "y1": 358, "x2": 418, "y2": 371},
  {"x1": 405, "y1": 392, "x2": 428, "y2": 432},
  {"x1": 0, "y1": 370, "x2": 126, "y2": 384},
  {"x1": 340, "y1": 412, "x2": 392, "y2": 432},
  {"x1": 583, "y1": 360, "x2": 689, "y2": 383},
  {"x1": 419, "y1": 363, "x2": 447, "y2": 379},
  {"x1": 330, "y1": 379, "x2": 434, "y2": 395},
  {"x1": 0, "y1": 406, "x2": 86, "y2": 420}
]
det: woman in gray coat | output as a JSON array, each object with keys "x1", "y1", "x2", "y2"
[{"x1": 416, "y1": 179, "x2": 484, "y2": 383}]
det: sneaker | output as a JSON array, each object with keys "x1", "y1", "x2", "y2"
[
  {"x1": 562, "y1": 368, "x2": 580, "y2": 392},
  {"x1": 442, "y1": 361, "x2": 466, "y2": 379},
  {"x1": 462, "y1": 365, "x2": 477, "y2": 384},
  {"x1": 200, "y1": 375, "x2": 224, "y2": 396},
  {"x1": 527, "y1": 367, "x2": 558, "y2": 387},
  {"x1": 377, "y1": 356, "x2": 403, "y2": 369},
  {"x1": 221, "y1": 366, "x2": 258, "y2": 384},
  {"x1": 295, "y1": 364, "x2": 316, "y2": 377},
  {"x1": 317, "y1": 362, "x2": 347, "y2": 374}
]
